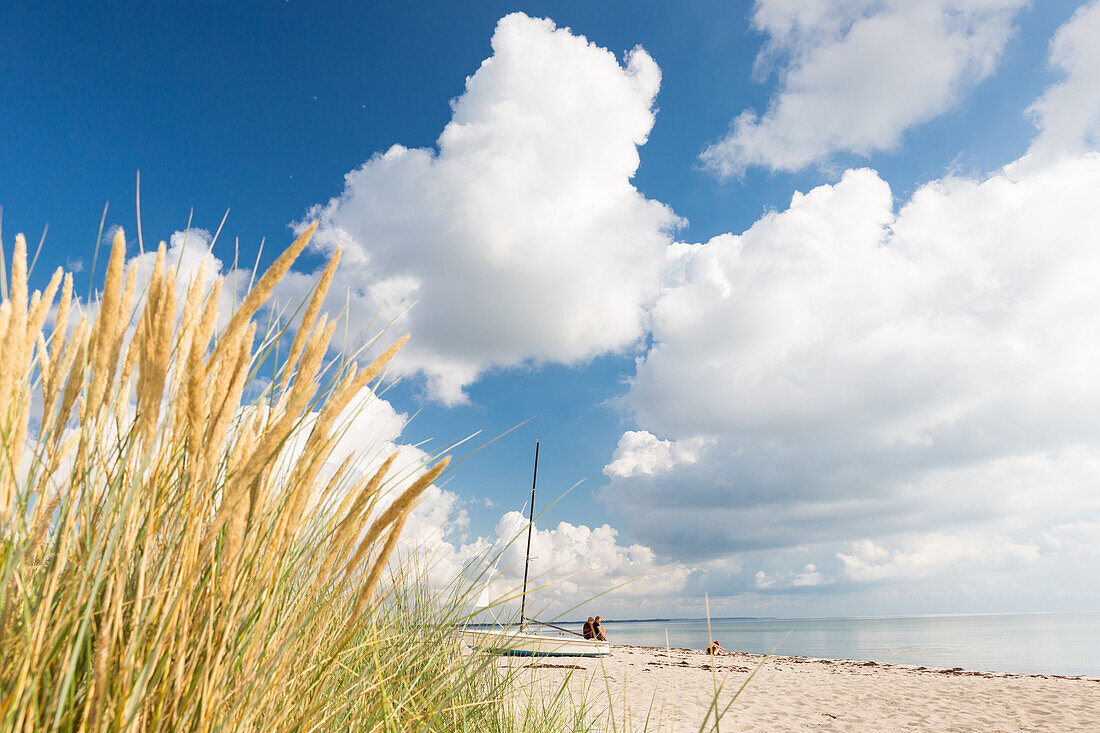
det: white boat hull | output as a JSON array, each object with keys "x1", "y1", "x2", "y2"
[{"x1": 460, "y1": 628, "x2": 610, "y2": 658}]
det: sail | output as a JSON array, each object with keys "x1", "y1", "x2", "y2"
[
  {"x1": 470, "y1": 505, "x2": 527, "y2": 615},
  {"x1": 473, "y1": 582, "x2": 492, "y2": 611}
]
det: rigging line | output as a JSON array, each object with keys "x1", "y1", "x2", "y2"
[{"x1": 528, "y1": 619, "x2": 585, "y2": 638}]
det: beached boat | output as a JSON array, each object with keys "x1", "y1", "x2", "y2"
[
  {"x1": 460, "y1": 627, "x2": 610, "y2": 657},
  {"x1": 459, "y1": 441, "x2": 610, "y2": 658}
]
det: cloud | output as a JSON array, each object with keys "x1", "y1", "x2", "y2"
[
  {"x1": 602, "y1": 430, "x2": 713, "y2": 478},
  {"x1": 701, "y1": 0, "x2": 1028, "y2": 175},
  {"x1": 1040, "y1": 521, "x2": 1100, "y2": 557},
  {"x1": 752, "y1": 570, "x2": 774, "y2": 589},
  {"x1": 290, "y1": 12, "x2": 681, "y2": 404},
  {"x1": 605, "y1": 153, "x2": 1100, "y2": 562},
  {"x1": 1025, "y1": 0, "x2": 1100, "y2": 161},
  {"x1": 837, "y1": 534, "x2": 1040, "y2": 583},
  {"x1": 484, "y1": 510, "x2": 690, "y2": 616},
  {"x1": 734, "y1": 528, "x2": 1043, "y2": 602},
  {"x1": 754, "y1": 563, "x2": 830, "y2": 590}
]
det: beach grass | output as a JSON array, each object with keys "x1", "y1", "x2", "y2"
[{"x1": 0, "y1": 224, "x2": 588, "y2": 731}]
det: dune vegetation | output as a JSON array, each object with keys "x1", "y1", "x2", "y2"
[{"x1": 0, "y1": 224, "x2": 583, "y2": 731}]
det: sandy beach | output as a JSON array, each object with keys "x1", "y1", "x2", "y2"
[{"x1": 500, "y1": 645, "x2": 1100, "y2": 731}]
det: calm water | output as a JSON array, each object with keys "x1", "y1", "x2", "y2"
[{"x1": 562, "y1": 613, "x2": 1100, "y2": 676}]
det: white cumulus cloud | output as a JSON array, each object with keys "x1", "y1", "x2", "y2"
[
  {"x1": 837, "y1": 533, "x2": 1040, "y2": 583},
  {"x1": 289, "y1": 12, "x2": 681, "y2": 404},
  {"x1": 603, "y1": 430, "x2": 714, "y2": 478},
  {"x1": 605, "y1": 155, "x2": 1100, "y2": 560},
  {"x1": 482, "y1": 510, "x2": 690, "y2": 617},
  {"x1": 1025, "y1": 0, "x2": 1100, "y2": 162},
  {"x1": 701, "y1": 0, "x2": 1028, "y2": 175}
]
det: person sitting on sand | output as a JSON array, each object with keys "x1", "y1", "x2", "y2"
[
  {"x1": 593, "y1": 616, "x2": 609, "y2": 642},
  {"x1": 582, "y1": 617, "x2": 595, "y2": 640},
  {"x1": 707, "y1": 640, "x2": 727, "y2": 655}
]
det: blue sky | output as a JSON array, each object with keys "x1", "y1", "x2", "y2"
[{"x1": 4, "y1": 0, "x2": 1100, "y2": 618}]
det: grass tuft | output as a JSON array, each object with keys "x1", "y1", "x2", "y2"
[{"x1": 0, "y1": 225, "x2": 583, "y2": 731}]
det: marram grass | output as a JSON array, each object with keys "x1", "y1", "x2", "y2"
[{"x1": 0, "y1": 225, "x2": 583, "y2": 731}]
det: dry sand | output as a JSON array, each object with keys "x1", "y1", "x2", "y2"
[{"x1": 499, "y1": 645, "x2": 1100, "y2": 731}]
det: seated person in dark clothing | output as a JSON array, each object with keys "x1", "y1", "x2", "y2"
[
  {"x1": 593, "y1": 616, "x2": 609, "y2": 642},
  {"x1": 582, "y1": 617, "x2": 595, "y2": 639},
  {"x1": 706, "y1": 640, "x2": 727, "y2": 655}
]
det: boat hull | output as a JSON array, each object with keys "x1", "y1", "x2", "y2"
[{"x1": 460, "y1": 628, "x2": 610, "y2": 658}]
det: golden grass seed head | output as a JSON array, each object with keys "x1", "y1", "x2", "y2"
[
  {"x1": 50, "y1": 272, "x2": 74, "y2": 364},
  {"x1": 27, "y1": 267, "x2": 63, "y2": 341},
  {"x1": 87, "y1": 228, "x2": 128, "y2": 413},
  {"x1": 215, "y1": 221, "x2": 316, "y2": 364},
  {"x1": 347, "y1": 457, "x2": 449, "y2": 577},
  {"x1": 279, "y1": 247, "x2": 341, "y2": 394},
  {"x1": 10, "y1": 233, "x2": 28, "y2": 319},
  {"x1": 352, "y1": 506, "x2": 412, "y2": 619}
]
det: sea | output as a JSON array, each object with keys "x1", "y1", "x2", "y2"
[{"x1": 559, "y1": 612, "x2": 1100, "y2": 677}]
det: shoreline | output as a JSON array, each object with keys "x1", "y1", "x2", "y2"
[
  {"x1": 619, "y1": 644, "x2": 1100, "y2": 681},
  {"x1": 497, "y1": 644, "x2": 1100, "y2": 731}
]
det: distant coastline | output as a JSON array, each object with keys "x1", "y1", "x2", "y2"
[{"x1": 562, "y1": 616, "x2": 778, "y2": 624}]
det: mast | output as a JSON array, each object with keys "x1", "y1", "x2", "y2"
[{"x1": 519, "y1": 440, "x2": 539, "y2": 627}]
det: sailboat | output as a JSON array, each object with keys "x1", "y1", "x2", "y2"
[{"x1": 458, "y1": 442, "x2": 611, "y2": 658}]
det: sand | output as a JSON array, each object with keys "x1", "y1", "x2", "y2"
[{"x1": 499, "y1": 645, "x2": 1100, "y2": 731}]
